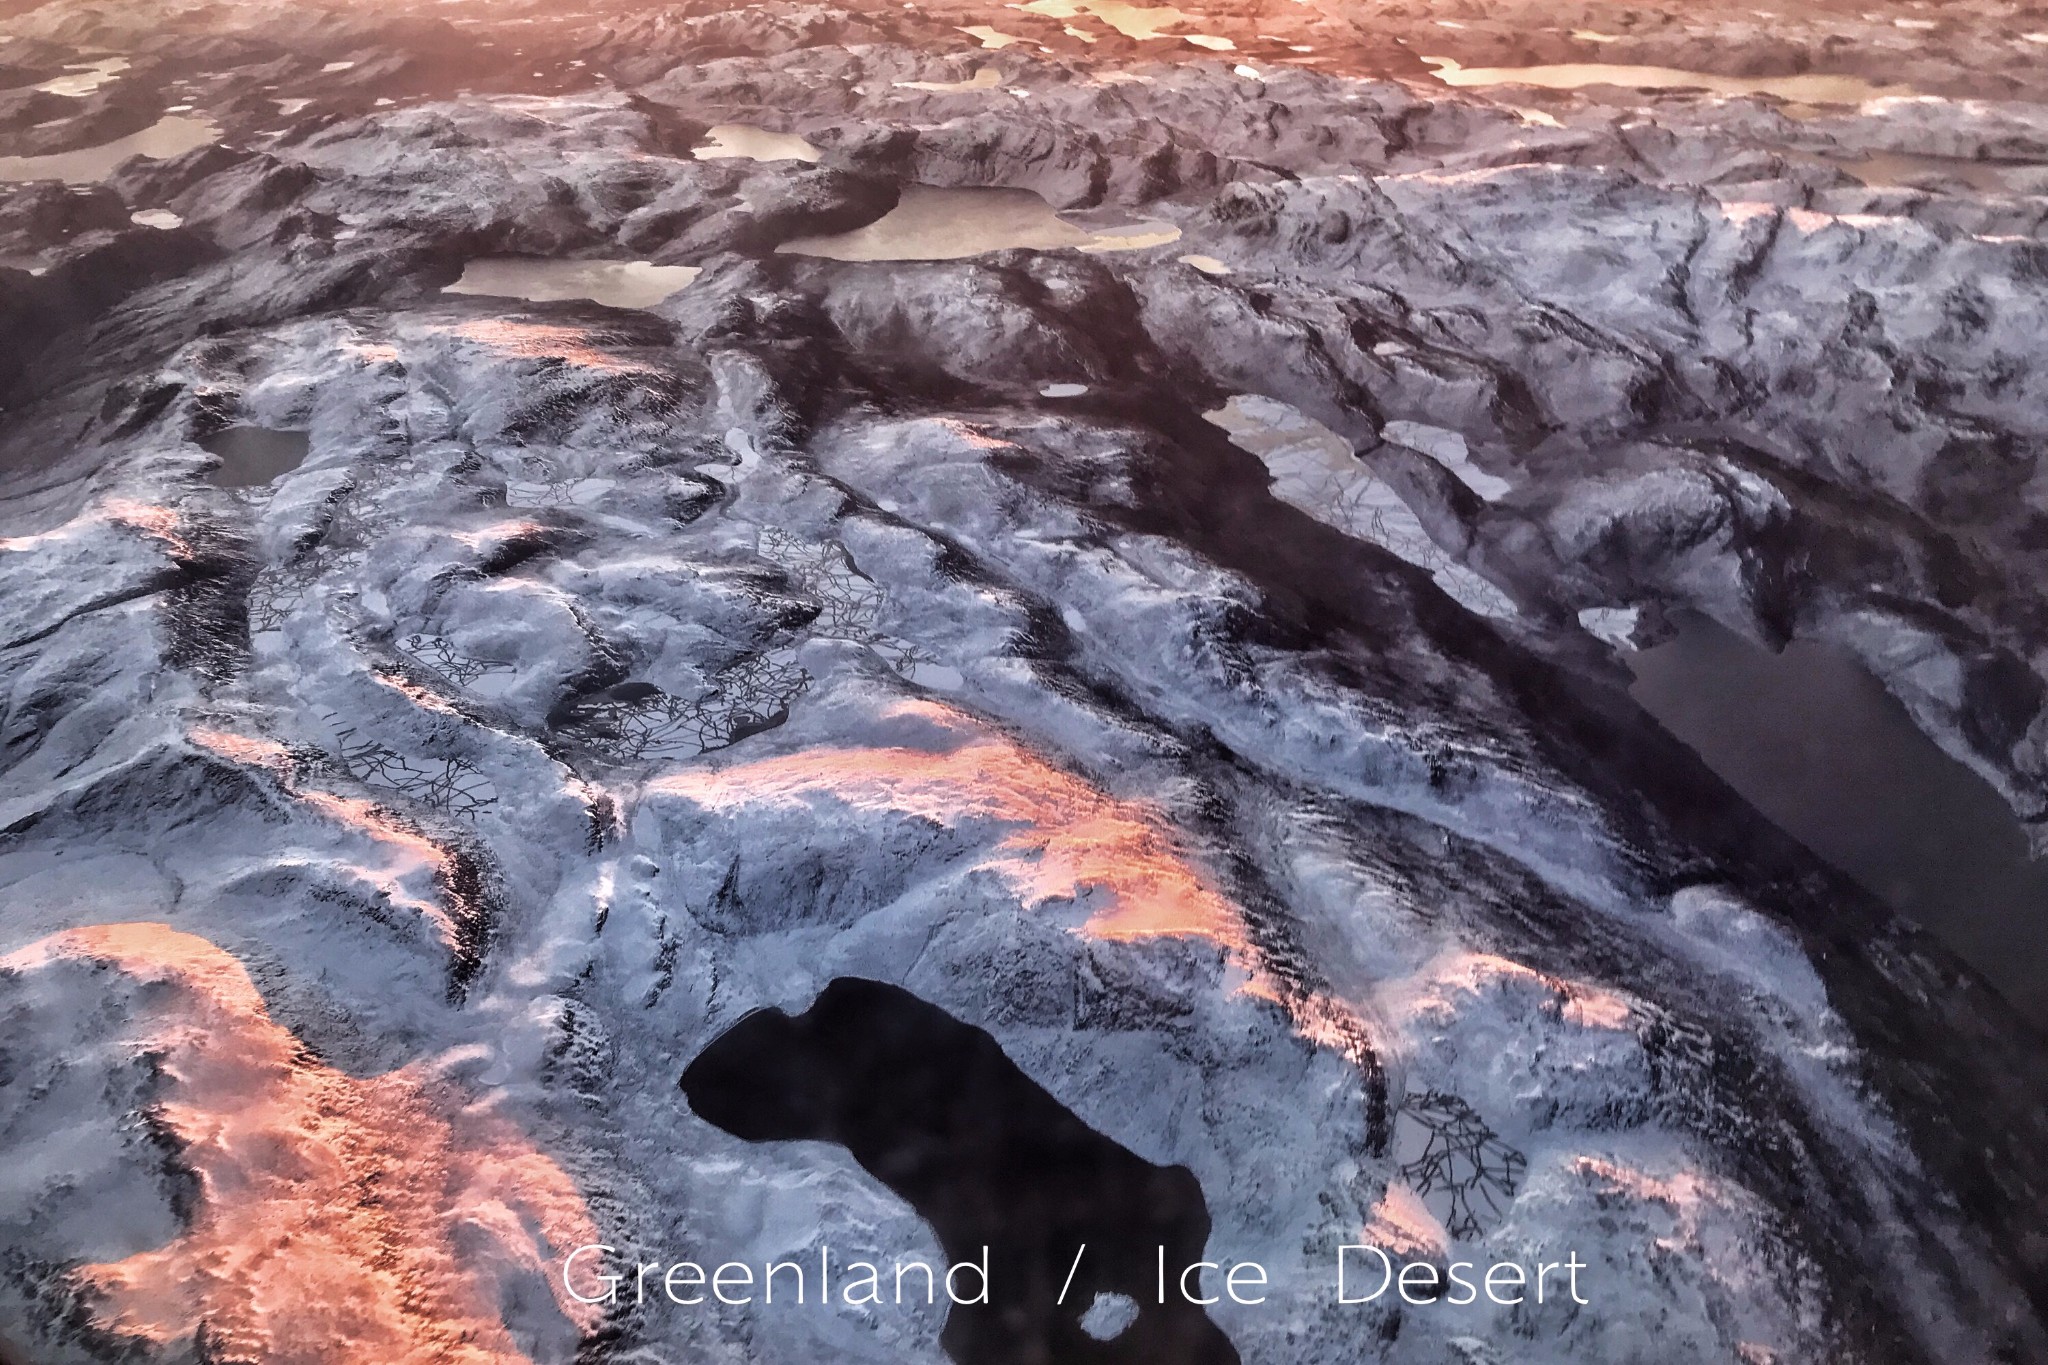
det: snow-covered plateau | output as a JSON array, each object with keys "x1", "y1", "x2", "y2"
[{"x1": 3, "y1": 0, "x2": 2048, "y2": 1362}]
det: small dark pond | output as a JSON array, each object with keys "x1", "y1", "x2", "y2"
[
  {"x1": 200, "y1": 426, "x2": 309, "y2": 488},
  {"x1": 681, "y1": 978, "x2": 1240, "y2": 1365},
  {"x1": 1629, "y1": 614, "x2": 2048, "y2": 1026}
]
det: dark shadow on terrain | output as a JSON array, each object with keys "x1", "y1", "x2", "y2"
[{"x1": 681, "y1": 977, "x2": 1241, "y2": 1365}]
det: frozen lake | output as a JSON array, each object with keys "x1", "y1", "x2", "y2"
[
  {"x1": 1423, "y1": 56, "x2": 1912, "y2": 104},
  {"x1": 442, "y1": 258, "x2": 703, "y2": 309},
  {"x1": 0, "y1": 116, "x2": 220, "y2": 184},
  {"x1": 777, "y1": 185, "x2": 1179, "y2": 262},
  {"x1": 201, "y1": 426, "x2": 310, "y2": 488}
]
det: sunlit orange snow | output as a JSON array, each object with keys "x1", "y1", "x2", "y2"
[
  {"x1": 188, "y1": 727, "x2": 466, "y2": 955},
  {"x1": 296, "y1": 790, "x2": 470, "y2": 949},
  {"x1": 648, "y1": 702, "x2": 1388, "y2": 1083},
  {"x1": 0, "y1": 499, "x2": 191, "y2": 556},
  {"x1": 189, "y1": 726, "x2": 295, "y2": 773},
  {"x1": 103, "y1": 499, "x2": 195, "y2": 559},
  {"x1": 649, "y1": 701, "x2": 1248, "y2": 948},
  {"x1": 1409, "y1": 951, "x2": 1639, "y2": 1033},
  {"x1": 2, "y1": 924, "x2": 601, "y2": 1364},
  {"x1": 423, "y1": 319, "x2": 646, "y2": 372}
]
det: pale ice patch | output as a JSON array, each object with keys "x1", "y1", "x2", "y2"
[
  {"x1": 1077, "y1": 220, "x2": 1182, "y2": 253},
  {"x1": 1017, "y1": 0, "x2": 1205, "y2": 41},
  {"x1": 1178, "y1": 253, "x2": 1231, "y2": 275},
  {"x1": 1040, "y1": 383, "x2": 1089, "y2": 397},
  {"x1": 34, "y1": 57, "x2": 128, "y2": 97},
  {"x1": 959, "y1": 25, "x2": 1021, "y2": 48},
  {"x1": 1078, "y1": 1291, "x2": 1140, "y2": 1341},
  {"x1": 1381, "y1": 420, "x2": 1511, "y2": 501},
  {"x1": 1420, "y1": 55, "x2": 1914, "y2": 104},
  {"x1": 442, "y1": 258, "x2": 701, "y2": 310},
  {"x1": 1577, "y1": 606, "x2": 1640, "y2": 649},
  {"x1": 693, "y1": 124, "x2": 821, "y2": 163},
  {"x1": 130, "y1": 209, "x2": 183, "y2": 230},
  {"x1": 723, "y1": 428, "x2": 762, "y2": 471},
  {"x1": 1205, "y1": 396, "x2": 1516, "y2": 618}
]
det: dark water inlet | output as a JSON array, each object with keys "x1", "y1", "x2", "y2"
[
  {"x1": 1628, "y1": 615, "x2": 2048, "y2": 1026},
  {"x1": 681, "y1": 978, "x2": 1241, "y2": 1365},
  {"x1": 200, "y1": 426, "x2": 309, "y2": 488}
]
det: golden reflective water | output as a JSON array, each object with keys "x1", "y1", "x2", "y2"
[
  {"x1": 0, "y1": 116, "x2": 220, "y2": 183},
  {"x1": 1422, "y1": 55, "x2": 1914, "y2": 104},
  {"x1": 1017, "y1": 0, "x2": 1230, "y2": 48},
  {"x1": 692, "y1": 123, "x2": 821, "y2": 163},
  {"x1": 777, "y1": 185, "x2": 1179, "y2": 261},
  {"x1": 1830, "y1": 150, "x2": 2024, "y2": 193},
  {"x1": 958, "y1": 24, "x2": 1021, "y2": 49},
  {"x1": 442, "y1": 258, "x2": 703, "y2": 309},
  {"x1": 33, "y1": 56, "x2": 129, "y2": 97}
]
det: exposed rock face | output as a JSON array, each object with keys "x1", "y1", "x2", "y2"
[{"x1": 3, "y1": 2, "x2": 2048, "y2": 1364}]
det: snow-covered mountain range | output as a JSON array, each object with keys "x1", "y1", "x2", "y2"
[{"x1": 4, "y1": 1, "x2": 2048, "y2": 1361}]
